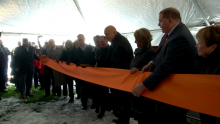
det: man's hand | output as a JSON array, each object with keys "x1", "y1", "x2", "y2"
[
  {"x1": 42, "y1": 55, "x2": 47, "y2": 58},
  {"x1": 130, "y1": 67, "x2": 139, "y2": 74},
  {"x1": 66, "y1": 60, "x2": 70, "y2": 65},
  {"x1": 132, "y1": 83, "x2": 146, "y2": 97},
  {"x1": 142, "y1": 62, "x2": 154, "y2": 73},
  {"x1": 15, "y1": 68, "x2": 19, "y2": 72}
]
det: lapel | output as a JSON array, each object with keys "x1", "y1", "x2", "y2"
[
  {"x1": 22, "y1": 46, "x2": 29, "y2": 54},
  {"x1": 156, "y1": 22, "x2": 183, "y2": 54}
]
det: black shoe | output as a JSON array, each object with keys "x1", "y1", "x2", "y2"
[
  {"x1": 112, "y1": 119, "x2": 118, "y2": 123},
  {"x1": 97, "y1": 113, "x2": 104, "y2": 118},
  {"x1": 0, "y1": 97, "x2": 2, "y2": 101},
  {"x1": 113, "y1": 111, "x2": 120, "y2": 118},
  {"x1": 44, "y1": 95, "x2": 50, "y2": 98},
  {"x1": 91, "y1": 104, "x2": 96, "y2": 109},
  {"x1": 95, "y1": 108, "x2": 99, "y2": 113},
  {"x1": 81, "y1": 105, "x2": 87, "y2": 110},
  {"x1": 68, "y1": 98, "x2": 74, "y2": 103},
  {"x1": 0, "y1": 90, "x2": 7, "y2": 93}
]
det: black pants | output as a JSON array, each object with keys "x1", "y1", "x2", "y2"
[
  {"x1": 79, "y1": 80, "x2": 90, "y2": 107},
  {"x1": 200, "y1": 113, "x2": 219, "y2": 124},
  {"x1": 137, "y1": 113, "x2": 156, "y2": 124},
  {"x1": 111, "y1": 88, "x2": 130, "y2": 124},
  {"x1": 75, "y1": 79, "x2": 81, "y2": 98},
  {"x1": 56, "y1": 85, "x2": 67, "y2": 97},
  {"x1": 33, "y1": 68, "x2": 38, "y2": 89},
  {"x1": 95, "y1": 85, "x2": 109, "y2": 114},
  {"x1": 66, "y1": 75, "x2": 74, "y2": 99},
  {"x1": 14, "y1": 72, "x2": 20, "y2": 90},
  {"x1": 0, "y1": 71, "x2": 5, "y2": 90},
  {"x1": 39, "y1": 73, "x2": 45, "y2": 89},
  {"x1": 155, "y1": 102, "x2": 188, "y2": 124},
  {"x1": 44, "y1": 66, "x2": 56, "y2": 96}
]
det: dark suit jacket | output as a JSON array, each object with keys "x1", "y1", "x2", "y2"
[
  {"x1": 60, "y1": 48, "x2": 76, "y2": 63},
  {"x1": 143, "y1": 22, "x2": 197, "y2": 91},
  {"x1": 15, "y1": 46, "x2": 39, "y2": 74},
  {"x1": 110, "y1": 32, "x2": 133, "y2": 69},
  {"x1": 95, "y1": 45, "x2": 114, "y2": 67},
  {"x1": 75, "y1": 44, "x2": 95, "y2": 64}
]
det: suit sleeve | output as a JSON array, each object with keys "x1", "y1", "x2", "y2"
[
  {"x1": 14, "y1": 48, "x2": 20, "y2": 69},
  {"x1": 142, "y1": 38, "x2": 191, "y2": 91}
]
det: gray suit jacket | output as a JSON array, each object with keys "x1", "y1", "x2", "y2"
[
  {"x1": 47, "y1": 45, "x2": 63, "y2": 60},
  {"x1": 143, "y1": 22, "x2": 197, "y2": 91}
]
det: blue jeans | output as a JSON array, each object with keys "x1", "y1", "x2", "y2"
[{"x1": 19, "y1": 73, "x2": 34, "y2": 95}]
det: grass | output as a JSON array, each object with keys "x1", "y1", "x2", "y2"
[{"x1": 0, "y1": 84, "x2": 55, "y2": 104}]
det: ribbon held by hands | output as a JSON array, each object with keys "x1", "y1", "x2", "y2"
[{"x1": 41, "y1": 57, "x2": 220, "y2": 118}]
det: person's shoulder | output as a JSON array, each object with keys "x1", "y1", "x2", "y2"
[{"x1": 56, "y1": 45, "x2": 63, "y2": 49}]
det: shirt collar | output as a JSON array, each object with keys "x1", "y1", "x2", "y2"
[
  {"x1": 167, "y1": 22, "x2": 180, "y2": 37},
  {"x1": 81, "y1": 44, "x2": 87, "y2": 51}
]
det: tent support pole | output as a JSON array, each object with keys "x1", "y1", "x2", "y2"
[
  {"x1": 191, "y1": 0, "x2": 210, "y2": 26},
  {"x1": 73, "y1": 0, "x2": 86, "y2": 23}
]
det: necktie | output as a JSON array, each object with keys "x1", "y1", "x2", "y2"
[
  {"x1": 160, "y1": 35, "x2": 168, "y2": 46},
  {"x1": 53, "y1": 48, "x2": 55, "y2": 52}
]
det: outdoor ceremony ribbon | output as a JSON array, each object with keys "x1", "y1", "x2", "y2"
[{"x1": 41, "y1": 57, "x2": 220, "y2": 118}]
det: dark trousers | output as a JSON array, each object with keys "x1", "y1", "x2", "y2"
[
  {"x1": 14, "y1": 73, "x2": 20, "y2": 90},
  {"x1": 79, "y1": 80, "x2": 90, "y2": 107},
  {"x1": 155, "y1": 102, "x2": 188, "y2": 124},
  {"x1": 56, "y1": 85, "x2": 67, "y2": 97},
  {"x1": 75, "y1": 79, "x2": 81, "y2": 97},
  {"x1": 200, "y1": 113, "x2": 219, "y2": 124},
  {"x1": 4, "y1": 69, "x2": 8, "y2": 83},
  {"x1": 39, "y1": 73, "x2": 45, "y2": 89},
  {"x1": 44, "y1": 66, "x2": 56, "y2": 96},
  {"x1": 95, "y1": 85, "x2": 109, "y2": 114},
  {"x1": 66, "y1": 75, "x2": 74, "y2": 99},
  {"x1": 137, "y1": 113, "x2": 156, "y2": 124},
  {"x1": 33, "y1": 68, "x2": 38, "y2": 88},
  {"x1": 111, "y1": 88, "x2": 130, "y2": 124},
  {"x1": 0, "y1": 71, "x2": 5, "y2": 90},
  {"x1": 19, "y1": 72, "x2": 34, "y2": 95}
]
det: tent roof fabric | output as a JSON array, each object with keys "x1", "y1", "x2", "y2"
[{"x1": 0, "y1": 0, "x2": 219, "y2": 46}]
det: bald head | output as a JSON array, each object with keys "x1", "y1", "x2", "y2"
[{"x1": 104, "y1": 25, "x2": 117, "y2": 41}]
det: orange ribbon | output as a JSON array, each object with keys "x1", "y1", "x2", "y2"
[{"x1": 41, "y1": 57, "x2": 220, "y2": 118}]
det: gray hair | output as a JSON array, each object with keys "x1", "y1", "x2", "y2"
[
  {"x1": 99, "y1": 36, "x2": 107, "y2": 40},
  {"x1": 93, "y1": 35, "x2": 100, "y2": 42}
]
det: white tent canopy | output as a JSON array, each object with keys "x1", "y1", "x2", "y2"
[{"x1": 0, "y1": 0, "x2": 220, "y2": 48}]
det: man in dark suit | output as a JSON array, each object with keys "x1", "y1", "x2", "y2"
[
  {"x1": 104, "y1": 25, "x2": 133, "y2": 124},
  {"x1": 15, "y1": 38, "x2": 40, "y2": 99},
  {"x1": 75, "y1": 34, "x2": 95, "y2": 110},
  {"x1": 132, "y1": 8, "x2": 197, "y2": 124}
]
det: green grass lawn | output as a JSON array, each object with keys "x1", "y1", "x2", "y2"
[{"x1": 0, "y1": 84, "x2": 55, "y2": 104}]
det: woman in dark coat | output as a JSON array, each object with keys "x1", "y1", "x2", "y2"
[
  {"x1": 195, "y1": 25, "x2": 220, "y2": 124},
  {"x1": 60, "y1": 40, "x2": 76, "y2": 103},
  {"x1": 129, "y1": 28, "x2": 155, "y2": 124}
]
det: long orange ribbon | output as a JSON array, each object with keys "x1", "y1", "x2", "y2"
[{"x1": 41, "y1": 57, "x2": 220, "y2": 118}]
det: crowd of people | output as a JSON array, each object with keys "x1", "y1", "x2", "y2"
[{"x1": 0, "y1": 7, "x2": 220, "y2": 124}]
